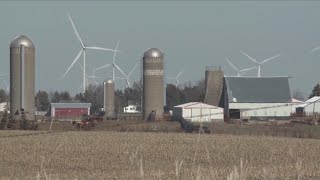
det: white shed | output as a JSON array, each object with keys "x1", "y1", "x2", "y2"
[
  {"x1": 296, "y1": 96, "x2": 320, "y2": 116},
  {"x1": 173, "y1": 102, "x2": 223, "y2": 122}
]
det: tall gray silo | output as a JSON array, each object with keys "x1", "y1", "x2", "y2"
[
  {"x1": 10, "y1": 35, "x2": 35, "y2": 120},
  {"x1": 104, "y1": 80, "x2": 115, "y2": 118},
  {"x1": 204, "y1": 66, "x2": 224, "y2": 107},
  {"x1": 143, "y1": 48, "x2": 164, "y2": 120}
]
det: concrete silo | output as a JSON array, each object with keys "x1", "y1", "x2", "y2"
[
  {"x1": 10, "y1": 35, "x2": 35, "y2": 120},
  {"x1": 104, "y1": 80, "x2": 115, "y2": 118},
  {"x1": 142, "y1": 48, "x2": 164, "y2": 120},
  {"x1": 204, "y1": 66, "x2": 224, "y2": 107}
]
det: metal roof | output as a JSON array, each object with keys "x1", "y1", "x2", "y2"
[
  {"x1": 143, "y1": 48, "x2": 164, "y2": 58},
  {"x1": 225, "y1": 76, "x2": 291, "y2": 103},
  {"x1": 174, "y1": 102, "x2": 222, "y2": 109},
  {"x1": 297, "y1": 96, "x2": 320, "y2": 108},
  {"x1": 10, "y1": 35, "x2": 34, "y2": 48},
  {"x1": 51, "y1": 103, "x2": 91, "y2": 108}
]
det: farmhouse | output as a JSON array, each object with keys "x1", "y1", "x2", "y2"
[
  {"x1": 50, "y1": 103, "x2": 91, "y2": 120},
  {"x1": 173, "y1": 102, "x2": 224, "y2": 122}
]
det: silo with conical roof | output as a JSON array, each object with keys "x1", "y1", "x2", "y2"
[{"x1": 10, "y1": 35, "x2": 35, "y2": 120}]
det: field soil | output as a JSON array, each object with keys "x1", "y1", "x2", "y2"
[{"x1": 1, "y1": 130, "x2": 320, "y2": 179}]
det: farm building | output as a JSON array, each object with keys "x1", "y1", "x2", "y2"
[
  {"x1": 224, "y1": 76, "x2": 294, "y2": 120},
  {"x1": 295, "y1": 96, "x2": 320, "y2": 117},
  {"x1": 49, "y1": 103, "x2": 91, "y2": 120},
  {"x1": 172, "y1": 102, "x2": 224, "y2": 122},
  {"x1": 0, "y1": 102, "x2": 8, "y2": 112}
]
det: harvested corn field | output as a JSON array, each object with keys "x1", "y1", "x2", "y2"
[{"x1": 1, "y1": 131, "x2": 320, "y2": 179}]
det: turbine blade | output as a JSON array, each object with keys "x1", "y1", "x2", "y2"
[
  {"x1": 225, "y1": 57, "x2": 239, "y2": 71},
  {"x1": 63, "y1": 49, "x2": 83, "y2": 77},
  {"x1": 176, "y1": 70, "x2": 184, "y2": 79},
  {"x1": 311, "y1": 46, "x2": 320, "y2": 52},
  {"x1": 88, "y1": 75, "x2": 103, "y2": 79},
  {"x1": 260, "y1": 54, "x2": 280, "y2": 64},
  {"x1": 68, "y1": 13, "x2": 84, "y2": 48},
  {"x1": 113, "y1": 40, "x2": 119, "y2": 63},
  {"x1": 240, "y1": 66, "x2": 258, "y2": 72},
  {"x1": 128, "y1": 61, "x2": 139, "y2": 77},
  {"x1": 114, "y1": 63, "x2": 128, "y2": 78},
  {"x1": 126, "y1": 79, "x2": 130, "y2": 88},
  {"x1": 85, "y1": 46, "x2": 118, "y2": 52},
  {"x1": 240, "y1": 50, "x2": 259, "y2": 64},
  {"x1": 95, "y1": 64, "x2": 111, "y2": 71}
]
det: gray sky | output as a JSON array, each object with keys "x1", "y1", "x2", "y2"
[{"x1": 0, "y1": 1, "x2": 320, "y2": 97}]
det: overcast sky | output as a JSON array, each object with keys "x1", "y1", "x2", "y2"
[{"x1": 0, "y1": 1, "x2": 320, "y2": 97}]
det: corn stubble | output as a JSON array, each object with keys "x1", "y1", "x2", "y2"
[{"x1": 0, "y1": 131, "x2": 320, "y2": 180}]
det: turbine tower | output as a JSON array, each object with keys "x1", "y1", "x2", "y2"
[
  {"x1": 63, "y1": 13, "x2": 117, "y2": 93},
  {"x1": 225, "y1": 57, "x2": 257, "y2": 77},
  {"x1": 240, "y1": 50, "x2": 280, "y2": 77}
]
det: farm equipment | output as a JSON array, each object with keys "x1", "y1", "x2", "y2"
[{"x1": 71, "y1": 115, "x2": 102, "y2": 130}]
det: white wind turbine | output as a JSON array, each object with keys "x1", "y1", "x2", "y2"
[
  {"x1": 167, "y1": 70, "x2": 184, "y2": 87},
  {"x1": 225, "y1": 58, "x2": 258, "y2": 77},
  {"x1": 96, "y1": 40, "x2": 129, "y2": 86},
  {"x1": 62, "y1": 13, "x2": 117, "y2": 93},
  {"x1": 240, "y1": 50, "x2": 280, "y2": 77},
  {"x1": 111, "y1": 61, "x2": 139, "y2": 88},
  {"x1": 87, "y1": 66, "x2": 111, "y2": 85},
  {"x1": 125, "y1": 61, "x2": 139, "y2": 88}
]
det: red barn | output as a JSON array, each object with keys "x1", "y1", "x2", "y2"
[{"x1": 50, "y1": 103, "x2": 91, "y2": 120}]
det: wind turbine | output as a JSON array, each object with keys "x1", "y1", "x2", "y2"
[
  {"x1": 62, "y1": 13, "x2": 117, "y2": 93},
  {"x1": 166, "y1": 70, "x2": 184, "y2": 87},
  {"x1": 96, "y1": 40, "x2": 129, "y2": 85},
  {"x1": 111, "y1": 61, "x2": 139, "y2": 88},
  {"x1": 225, "y1": 58, "x2": 258, "y2": 77},
  {"x1": 125, "y1": 61, "x2": 139, "y2": 88},
  {"x1": 240, "y1": 50, "x2": 280, "y2": 77}
]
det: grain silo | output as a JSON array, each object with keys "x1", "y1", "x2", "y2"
[
  {"x1": 104, "y1": 80, "x2": 115, "y2": 118},
  {"x1": 142, "y1": 48, "x2": 164, "y2": 120},
  {"x1": 204, "y1": 66, "x2": 224, "y2": 107},
  {"x1": 10, "y1": 35, "x2": 35, "y2": 120}
]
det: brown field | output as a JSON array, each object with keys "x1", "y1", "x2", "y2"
[{"x1": 1, "y1": 130, "x2": 320, "y2": 180}]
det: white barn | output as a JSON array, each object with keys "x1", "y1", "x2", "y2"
[
  {"x1": 225, "y1": 76, "x2": 294, "y2": 120},
  {"x1": 173, "y1": 102, "x2": 224, "y2": 122}
]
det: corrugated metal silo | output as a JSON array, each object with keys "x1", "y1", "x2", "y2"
[
  {"x1": 142, "y1": 48, "x2": 164, "y2": 120},
  {"x1": 10, "y1": 35, "x2": 35, "y2": 120},
  {"x1": 204, "y1": 66, "x2": 224, "y2": 106},
  {"x1": 104, "y1": 80, "x2": 115, "y2": 118}
]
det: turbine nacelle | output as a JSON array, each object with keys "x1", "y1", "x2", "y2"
[{"x1": 240, "y1": 50, "x2": 280, "y2": 77}]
